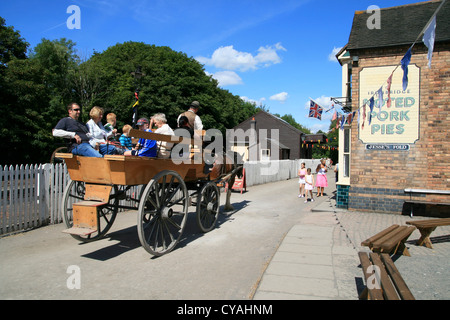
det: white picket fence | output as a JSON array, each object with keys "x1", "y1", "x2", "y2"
[
  {"x1": 0, "y1": 159, "x2": 322, "y2": 236},
  {"x1": 1, "y1": 163, "x2": 69, "y2": 235}
]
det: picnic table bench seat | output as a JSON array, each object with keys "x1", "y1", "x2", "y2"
[
  {"x1": 406, "y1": 218, "x2": 450, "y2": 249},
  {"x1": 361, "y1": 224, "x2": 415, "y2": 256},
  {"x1": 358, "y1": 252, "x2": 415, "y2": 300}
]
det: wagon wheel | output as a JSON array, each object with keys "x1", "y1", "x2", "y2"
[
  {"x1": 50, "y1": 146, "x2": 68, "y2": 164},
  {"x1": 61, "y1": 180, "x2": 119, "y2": 242},
  {"x1": 137, "y1": 170, "x2": 188, "y2": 256},
  {"x1": 196, "y1": 181, "x2": 220, "y2": 233}
]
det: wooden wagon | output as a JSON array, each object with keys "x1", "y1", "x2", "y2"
[{"x1": 57, "y1": 129, "x2": 242, "y2": 256}]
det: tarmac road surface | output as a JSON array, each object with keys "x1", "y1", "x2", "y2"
[{"x1": 0, "y1": 173, "x2": 330, "y2": 300}]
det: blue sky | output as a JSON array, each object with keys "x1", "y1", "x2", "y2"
[{"x1": 1, "y1": 0, "x2": 423, "y2": 133}]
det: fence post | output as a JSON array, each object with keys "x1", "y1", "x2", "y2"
[{"x1": 41, "y1": 163, "x2": 52, "y2": 226}]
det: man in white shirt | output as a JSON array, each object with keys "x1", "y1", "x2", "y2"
[{"x1": 177, "y1": 101, "x2": 203, "y2": 131}]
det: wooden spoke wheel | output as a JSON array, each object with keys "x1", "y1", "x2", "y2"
[
  {"x1": 196, "y1": 181, "x2": 220, "y2": 233},
  {"x1": 61, "y1": 180, "x2": 119, "y2": 242},
  {"x1": 50, "y1": 147, "x2": 68, "y2": 164},
  {"x1": 137, "y1": 170, "x2": 188, "y2": 256}
]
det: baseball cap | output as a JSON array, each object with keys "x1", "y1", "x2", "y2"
[{"x1": 137, "y1": 118, "x2": 149, "y2": 125}]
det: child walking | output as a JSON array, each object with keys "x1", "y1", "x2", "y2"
[
  {"x1": 304, "y1": 168, "x2": 314, "y2": 203},
  {"x1": 298, "y1": 162, "x2": 306, "y2": 198}
]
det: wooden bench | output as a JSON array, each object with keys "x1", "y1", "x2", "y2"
[
  {"x1": 406, "y1": 218, "x2": 450, "y2": 249},
  {"x1": 404, "y1": 188, "x2": 450, "y2": 217},
  {"x1": 358, "y1": 252, "x2": 415, "y2": 300},
  {"x1": 361, "y1": 224, "x2": 415, "y2": 256}
]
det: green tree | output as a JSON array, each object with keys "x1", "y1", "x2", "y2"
[
  {"x1": 0, "y1": 17, "x2": 28, "y2": 67},
  {"x1": 0, "y1": 20, "x2": 80, "y2": 164},
  {"x1": 84, "y1": 41, "x2": 257, "y2": 133}
]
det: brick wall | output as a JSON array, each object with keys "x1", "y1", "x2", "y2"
[{"x1": 348, "y1": 42, "x2": 450, "y2": 215}]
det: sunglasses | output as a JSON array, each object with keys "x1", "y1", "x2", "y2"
[{"x1": 72, "y1": 109, "x2": 81, "y2": 112}]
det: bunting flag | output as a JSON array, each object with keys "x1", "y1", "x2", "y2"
[
  {"x1": 423, "y1": 15, "x2": 437, "y2": 69},
  {"x1": 362, "y1": 104, "x2": 366, "y2": 129},
  {"x1": 340, "y1": 114, "x2": 346, "y2": 130},
  {"x1": 386, "y1": 74, "x2": 393, "y2": 108},
  {"x1": 332, "y1": 109, "x2": 337, "y2": 121},
  {"x1": 401, "y1": 48, "x2": 412, "y2": 91},
  {"x1": 368, "y1": 97, "x2": 375, "y2": 125},
  {"x1": 377, "y1": 86, "x2": 383, "y2": 110},
  {"x1": 347, "y1": 112, "x2": 353, "y2": 126},
  {"x1": 309, "y1": 99, "x2": 324, "y2": 120},
  {"x1": 132, "y1": 90, "x2": 139, "y2": 128}
]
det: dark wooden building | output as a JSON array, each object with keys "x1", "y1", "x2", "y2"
[{"x1": 229, "y1": 110, "x2": 326, "y2": 161}]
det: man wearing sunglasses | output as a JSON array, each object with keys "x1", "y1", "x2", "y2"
[{"x1": 52, "y1": 102, "x2": 102, "y2": 157}]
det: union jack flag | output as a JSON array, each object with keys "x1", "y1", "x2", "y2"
[{"x1": 309, "y1": 100, "x2": 323, "y2": 120}]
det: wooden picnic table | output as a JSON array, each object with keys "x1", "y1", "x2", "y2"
[{"x1": 406, "y1": 218, "x2": 450, "y2": 249}]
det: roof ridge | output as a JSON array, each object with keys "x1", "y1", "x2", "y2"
[{"x1": 356, "y1": 0, "x2": 442, "y2": 13}]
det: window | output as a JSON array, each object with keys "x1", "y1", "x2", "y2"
[
  {"x1": 261, "y1": 149, "x2": 270, "y2": 161},
  {"x1": 343, "y1": 129, "x2": 350, "y2": 177}
]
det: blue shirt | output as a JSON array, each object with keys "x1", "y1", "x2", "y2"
[
  {"x1": 119, "y1": 134, "x2": 133, "y2": 150},
  {"x1": 137, "y1": 129, "x2": 157, "y2": 157}
]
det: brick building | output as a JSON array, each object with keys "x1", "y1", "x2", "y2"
[{"x1": 336, "y1": 0, "x2": 449, "y2": 216}]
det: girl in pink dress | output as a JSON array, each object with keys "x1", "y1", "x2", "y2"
[
  {"x1": 298, "y1": 162, "x2": 307, "y2": 198},
  {"x1": 315, "y1": 161, "x2": 328, "y2": 197}
]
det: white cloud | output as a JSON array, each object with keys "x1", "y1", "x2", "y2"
[
  {"x1": 328, "y1": 46, "x2": 342, "y2": 62},
  {"x1": 255, "y1": 43, "x2": 286, "y2": 67},
  {"x1": 196, "y1": 43, "x2": 286, "y2": 72},
  {"x1": 210, "y1": 71, "x2": 243, "y2": 87},
  {"x1": 270, "y1": 92, "x2": 289, "y2": 103},
  {"x1": 241, "y1": 96, "x2": 266, "y2": 106}
]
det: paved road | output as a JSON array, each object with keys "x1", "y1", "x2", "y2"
[{"x1": 0, "y1": 173, "x2": 332, "y2": 300}]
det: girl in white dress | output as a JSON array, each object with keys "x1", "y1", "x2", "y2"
[{"x1": 304, "y1": 168, "x2": 315, "y2": 203}]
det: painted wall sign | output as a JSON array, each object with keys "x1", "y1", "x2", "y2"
[{"x1": 359, "y1": 65, "x2": 420, "y2": 145}]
